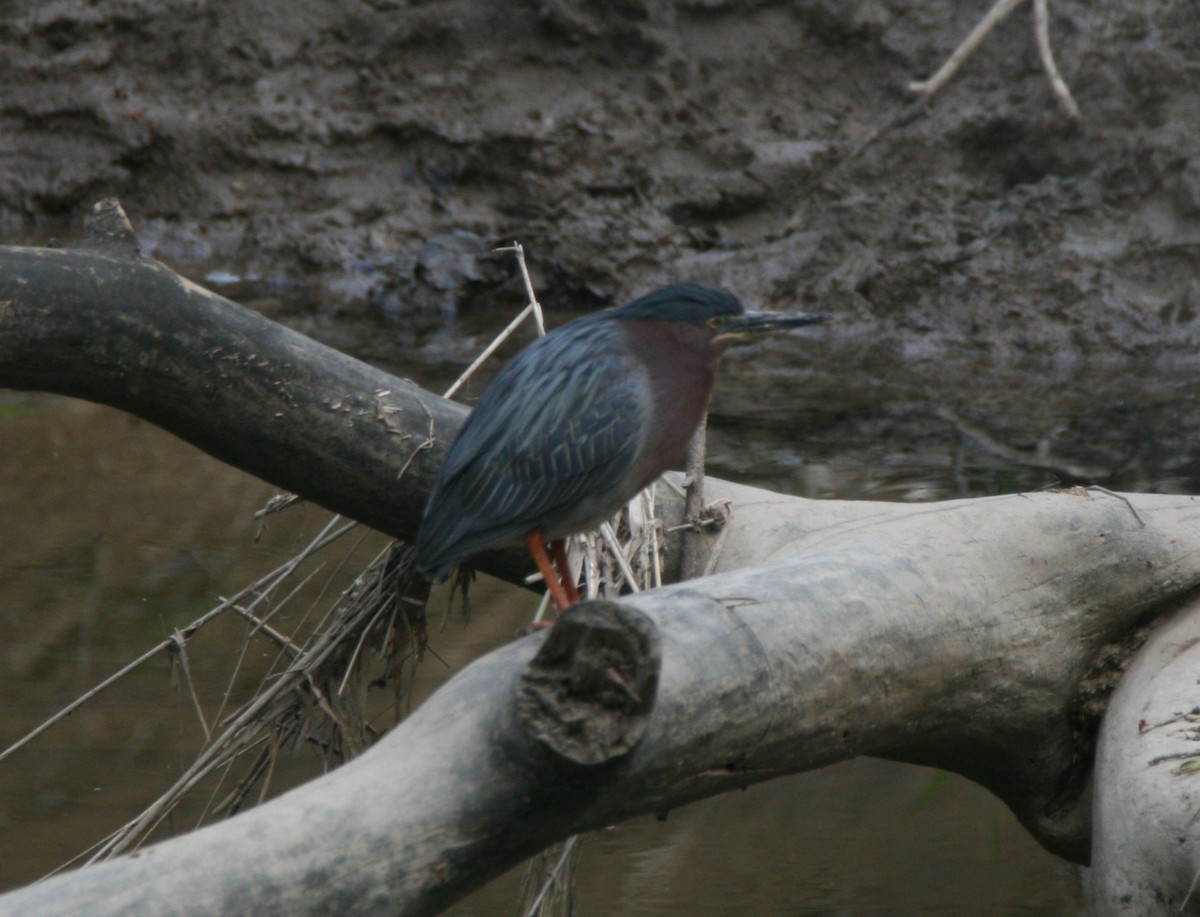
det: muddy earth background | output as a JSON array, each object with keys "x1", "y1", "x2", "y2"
[
  {"x1": 0, "y1": 0, "x2": 1198, "y2": 911},
  {"x1": 2, "y1": 0, "x2": 1199, "y2": 387},
  {"x1": 3, "y1": 0, "x2": 1200, "y2": 478}
]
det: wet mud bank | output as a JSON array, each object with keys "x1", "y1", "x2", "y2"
[{"x1": 1, "y1": 0, "x2": 1198, "y2": 484}]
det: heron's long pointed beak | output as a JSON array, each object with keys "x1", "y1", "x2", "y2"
[
  {"x1": 734, "y1": 310, "x2": 831, "y2": 332},
  {"x1": 714, "y1": 310, "x2": 831, "y2": 344}
]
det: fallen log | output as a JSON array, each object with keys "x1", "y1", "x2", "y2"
[{"x1": 2, "y1": 487, "x2": 1199, "y2": 914}]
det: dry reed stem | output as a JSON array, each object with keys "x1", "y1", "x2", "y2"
[
  {"x1": 442, "y1": 241, "x2": 546, "y2": 400},
  {"x1": 520, "y1": 835, "x2": 583, "y2": 917},
  {"x1": 0, "y1": 516, "x2": 355, "y2": 766},
  {"x1": 169, "y1": 635, "x2": 211, "y2": 742},
  {"x1": 680, "y1": 413, "x2": 709, "y2": 581},
  {"x1": 83, "y1": 537, "x2": 425, "y2": 862}
]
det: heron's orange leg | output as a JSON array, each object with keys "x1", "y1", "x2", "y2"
[
  {"x1": 526, "y1": 530, "x2": 572, "y2": 611},
  {"x1": 549, "y1": 539, "x2": 581, "y2": 604}
]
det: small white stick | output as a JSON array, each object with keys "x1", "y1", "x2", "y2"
[
  {"x1": 495, "y1": 242, "x2": 546, "y2": 337},
  {"x1": 443, "y1": 301, "x2": 537, "y2": 399},
  {"x1": 443, "y1": 242, "x2": 546, "y2": 400},
  {"x1": 600, "y1": 520, "x2": 641, "y2": 593},
  {"x1": 1033, "y1": 0, "x2": 1082, "y2": 122},
  {"x1": 909, "y1": 0, "x2": 1028, "y2": 97}
]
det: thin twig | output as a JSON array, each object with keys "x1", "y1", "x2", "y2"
[
  {"x1": 229, "y1": 603, "x2": 305, "y2": 657},
  {"x1": 0, "y1": 518, "x2": 352, "y2": 765},
  {"x1": 212, "y1": 515, "x2": 353, "y2": 726},
  {"x1": 1033, "y1": 0, "x2": 1081, "y2": 122},
  {"x1": 522, "y1": 835, "x2": 581, "y2": 917},
  {"x1": 337, "y1": 542, "x2": 402, "y2": 697},
  {"x1": 2, "y1": 643, "x2": 169, "y2": 765},
  {"x1": 645, "y1": 486, "x2": 663, "y2": 590},
  {"x1": 171, "y1": 633, "x2": 211, "y2": 743},
  {"x1": 1181, "y1": 863, "x2": 1200, "y2": 914},
  {"x1": 1086, "y1": 486, "x2": 1147, "y2": 527},
  {"x1": 337, "y1": 602, "x2": 390, "y2": 699},
  {"x1": 209, "y1": 744, "x2": 273, "y2": 819},
  {"x1": 702, "y1": 501, "x2": 734, "y2": 578},
  {"x1": 305, "y1": 672, "x2": 354, "y2": 751},
  {"x1": 443, "y1": 242, "x2": 546, "y2": 400},
  {"x1": 581, "y1": 533, "x2": 599, "y2": 600},
  {"x1": 256, "y1": 730, "x2": 282, "y2": 806},
  {"x1": 495, "y1": 241, "x2": 546, "y2": 337},
  {"x1": 531, "y1": 589, "x2": 553, "y2": 625},
  {"x1": 679, "y1": 416, "x2": 708, "y2": 581},
  {"x1": 909, "y1": 0, "x2": 1081, "y2": 122},
  {"x1": 909, "y1": 0, "x2": 1027, "y2": 97},
  {"x1": 600, "y1": 521, "x2": 641, "y2": 593},
  {"x1": 253, "y1": 493, "x2": 299, "y2": 520},
  {"x1": 443, "y1": 302, "x2": 537, "y2": 399}
]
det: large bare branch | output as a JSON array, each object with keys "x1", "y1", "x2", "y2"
[
  {"x1": 0, "y1": 202, "x2": 513, "y2": 571},
  {"x1": 3, "y1": 489, "x2": 1200, "y2": 915}
]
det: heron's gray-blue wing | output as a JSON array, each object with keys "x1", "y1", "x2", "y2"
[{"x1": 416, "y1": 321, "x2": 644, "y2": 575}]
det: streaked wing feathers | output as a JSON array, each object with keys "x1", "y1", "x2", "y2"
[{"x1": 416, "y1": 319, "x2": 644, "y2": 575}]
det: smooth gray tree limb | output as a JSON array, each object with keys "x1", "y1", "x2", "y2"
[
  {"x1": 3, "y1": 490, "x2": 1200, "y2": 915},
  {"x1": 1089, "y1": 596, "x2": 1200, "y2": 914},
  {"x1": 0, "y1": 201, "x2": 475, "y2": 567}
]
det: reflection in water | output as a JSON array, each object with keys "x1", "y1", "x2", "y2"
[{"x1": 453, "y1": 761, "x2": 1084, "y2": 916}]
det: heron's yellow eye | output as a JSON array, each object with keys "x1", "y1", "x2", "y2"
[{"x1": 706, "y1": 316, "x2": 722, "y2": 330}]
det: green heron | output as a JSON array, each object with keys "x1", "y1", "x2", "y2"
[{"x1": 414, "y1": 283, "x2": 829, "y2": 609}]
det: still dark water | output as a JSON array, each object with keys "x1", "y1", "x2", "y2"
[{"x1": 9, "y1": 268, "x2": 1193, "y2": 913}]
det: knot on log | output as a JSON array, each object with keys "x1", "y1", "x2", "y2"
[{"x1": 516, "y1": 600, "x2": 660, "y2": 767}]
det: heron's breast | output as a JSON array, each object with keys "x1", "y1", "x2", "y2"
[{"x1": 619, "y1": 319, "x2": 717, "y2": 486}]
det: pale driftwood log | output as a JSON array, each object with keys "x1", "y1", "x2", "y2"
[
  {"x1": 1089, "y1": 596, "x2": 1200, "y2": 914},
  {"x1": 3, "y1": 490, "x2": 1200, "y2": 915}
]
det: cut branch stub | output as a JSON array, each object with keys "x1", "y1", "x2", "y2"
[
  {"x1": 79, "y1": 198, "x2": 143, "y2": 257},
  {"x1": 517, "y1": 601, "x2": 660, "y2": 767}
]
